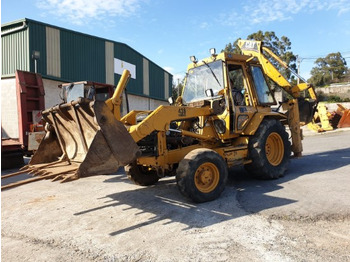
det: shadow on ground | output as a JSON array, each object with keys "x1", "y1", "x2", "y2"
[
  {"x1": 233, "y1": 147, "x2": 350, "y2": 214},
  {"x1": 4, "y1": 148, "x2": 349, "y2": 235},
  {"x1": 75, "y1": 147, "x2": 349, "y2": 235}
]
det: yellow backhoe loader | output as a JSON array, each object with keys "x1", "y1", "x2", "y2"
[{"x1": 2, "y1": 40, "x2": 317, "y2": 203}]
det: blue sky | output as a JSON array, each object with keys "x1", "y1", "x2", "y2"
[{"x1": 2, "y1": 0, "x2": 350, "y2": 82}]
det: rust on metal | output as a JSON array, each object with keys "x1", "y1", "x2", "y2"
[
  {"x1": 2, "y1": 99, "x2": 140, "y2": 190},
  {"x1": 337, "y1": 104, "x2": 350, "y2": 128}
]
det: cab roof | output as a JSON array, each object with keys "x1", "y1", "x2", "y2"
[{"x1": 187, "y1": 52, "x2": 258, "y2": 71}]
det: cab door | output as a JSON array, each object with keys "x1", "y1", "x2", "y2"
[{"x1": 227, "y1": 63, "x2": 257, "y2": 133}]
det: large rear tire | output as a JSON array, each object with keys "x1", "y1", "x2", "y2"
[
  {"x1": 176, "y1": 148, "x2": 228, "y2": 203},
  {"x1": 245, "y1": 119, "x2": 291, "y2": 179},
  {"x1": 125, "y1": 163, "x2": 159, "y2": 186}
]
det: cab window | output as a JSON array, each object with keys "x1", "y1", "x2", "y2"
[
  {"x1": 250, "y1": 66, "x2": 275, "y2": 104},
  {"x1": 228, "y1": 64, "x2": 246, "y2": 106}
]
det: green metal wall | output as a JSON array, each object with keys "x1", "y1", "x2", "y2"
[
  {"x1": 149, "y1": 61, "x2": 165, "y2": 99},
  {"x1": 28, "y1": 21, "x2": 47, "y2": 76},
  {"x1": 1, "y1": 20, "x2": 30, "y2": 76},
  {"x1": 2, "y1": 18, "x2": 172, "y2": 101},
  {"x1": 60, "y1": 30, "x2": 105, "y2": 83}
]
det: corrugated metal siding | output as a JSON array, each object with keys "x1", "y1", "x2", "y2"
[
  {"x1": 105, "y1": 41, "x2": 114, "y2": 85},
  {"x1": 143, "y1": 58, "x2": 149, "y2": 95},
  {"x1": 60, "y1": 30, "x2": 105, "y2": 83},
  {"x1": 168, "y1": 74, "x2": 173, "y2": 99},
  {"x1": 28, "y1": 21, "x2": 47, "y2": 75},
  {"x1": 149, "y1": 60, "x2": 165, "y2": 100},
  {"x1": 1, "y1": 26, "x2": 29, "y2": 76},
  {"x1": 114, "y1": 43, "x2": 143, "y2": 95},
  {"x1": 164, "y1": 72, "x2": 169, "y2": 98},
  {"x1": 2, "y1": 19, "x2": 172, "y2": 101},
  {"x1": 46, "y1": 26, "x2": 61, "y2": 77}
]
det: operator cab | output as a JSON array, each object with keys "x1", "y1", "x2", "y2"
[
  {"x1": 182, "y1": 60, "x2": 224, "y2": 105},
  {"x1": 60, "y1": 81, "x2": 115, "y2": 103}
]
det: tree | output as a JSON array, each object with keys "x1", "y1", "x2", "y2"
[
  {"x1": 222, "y1": 41, "x2": 239, "y2": 54},
  {"x1": 172, "y1": 80, "x2": 184, "y2": 99},
  {"x1": 223, "y1": 31, "x2": 297, "y2": 80},
  {"x1": 309, "y1": 52, "x2": 348, "y2": 87}
]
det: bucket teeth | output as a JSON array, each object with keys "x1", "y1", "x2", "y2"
[
  {"x1": 1, "y1": 162, "x2": 77, "y2": 190},
  {"x1": 31, "y1": 170, "x2": 46, "y2": 177},
  {"x1": 51, "y1": 175, "x2": 64, "y2": 182},
  {"x1": 60, "y1": 173, "x2": 79, "y2": 183},
  {"x1": 51, "y1": 172, "x2": 78, "y2": 183}
]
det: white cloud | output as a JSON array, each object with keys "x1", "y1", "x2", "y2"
[
  {"x1": 36, "y1": 0, "x2": 143, "y2": 25},
  {"x1": 163, "y1": 66, "x2": 185, "y2": 81},
  {"x1": 172, "y1": 73, "x2": 186, "y2": 82},
  {"x1": 200, "y1": 22, "x2": 209, "y2": 29},
  {"x1": 328, "y1": 0, "x2": 350, "y2": 15},
  {"x1": 163, "y1": 66, "x2": 173, "y2": 73},
  {"x1": 219, "y1": 0, "x2": 350, "y2": 26}
]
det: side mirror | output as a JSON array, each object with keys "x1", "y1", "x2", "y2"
[
  {"x1": 205, "y1": 89, "x2": 214, "y2": 97},
  {"x1": 168, "y1": 97, "x2": 174, "y2": 105}
]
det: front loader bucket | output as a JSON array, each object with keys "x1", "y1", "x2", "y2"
[{"x1": 2, "y1": 99, "x2": 140, "y2": 190}]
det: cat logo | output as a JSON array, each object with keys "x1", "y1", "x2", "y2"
[{"x1": 178, "y1": 108, "x2": 186, "y2": 117}]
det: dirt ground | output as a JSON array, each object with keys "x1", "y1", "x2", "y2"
[{"x1": 1, "y1": 130, "x2": 350, "y2": 261}]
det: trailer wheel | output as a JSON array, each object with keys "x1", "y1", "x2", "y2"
[
  {"x1": 245, "y1": 119, "x2": 291, "y2": 179},
  {"x1": 125, "y1": 163, "x2": 159, "y2": 186},
  {"x1": 176, "y1": 149, "x2": 228, "y2": 203}
]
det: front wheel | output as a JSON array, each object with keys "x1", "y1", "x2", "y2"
[
  {"x1": 176, "y1": 148, "x2": 228, "y2": 203},
  {"x1": 125, "y1": 163, "x2": 159, "y2": 186},
  {"x1": 245, "y1": 119, "x2": 291, "y2": 179}
]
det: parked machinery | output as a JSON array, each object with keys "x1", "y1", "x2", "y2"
[{"x1": 2, "y1": 41, "x2": 317, "y2": 203}]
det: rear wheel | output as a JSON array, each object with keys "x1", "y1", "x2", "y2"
[
  {"x1": 245, "y1": 119, "x2": 291, "y2": 179},
  {"x1": 176, "y1": 148, "x2": 228, "y2": 203},
  {"x1": 125, "y1": 163, "x2": 159, "y2": 186}
]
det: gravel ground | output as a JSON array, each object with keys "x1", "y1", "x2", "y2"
[{"x1": 1, "y1": 130, "x2": 350, "y2": 261}]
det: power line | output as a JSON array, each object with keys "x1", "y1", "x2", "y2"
[
  {"x1": 298, "y1": 56, "x2": 350, "y2": 61},
  {"x1": 297, "y1": 48, "x2": 350, "y2": 61}
]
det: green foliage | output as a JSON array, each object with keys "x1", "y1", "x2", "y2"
[
  {"x1": 316, "y1": 90, "x2": 350, "y2": 102},
  {"x1": 172, "y1": 81, "x2": 184, "y2": 99},
  {"x1": 309, "y1": 52, "x2": 348, "y2": 87},
  {"x1": 327, "y1": 95, "x2": 342, "y2": 102},
  {"x1": 222, "y1": 40, "x2": 240, "y2": 54}
]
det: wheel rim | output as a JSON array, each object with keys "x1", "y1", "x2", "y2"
[
  {"x1": 265, "y1": 132, "x2": 284, "y2": 166},
  {"x1": 194, "y1": 162, "x2": 220, "y2": 193}
]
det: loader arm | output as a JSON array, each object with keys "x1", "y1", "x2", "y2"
[
  {"x1": 128, "y1": 105, "x2": 214, "y2": 142},
  {"x1": 105, "y1": 69, "x2": 131, "y2": 120}
]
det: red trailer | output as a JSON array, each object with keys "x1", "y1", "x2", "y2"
[{"x1": 1, "y1": 70, "x2": 45, "y2": 169}]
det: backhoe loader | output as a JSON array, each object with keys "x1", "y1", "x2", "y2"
[{"x1": 2, "y1": 40, "x2": 317, "y2": 203}]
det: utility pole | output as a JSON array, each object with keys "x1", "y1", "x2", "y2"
[
  {"x1": 297, "y1": 55, "x2": 301, "y2": 85},
  {"x1": 177, "y1": 78, "x2": 180, "y2": 97},
  {"x1": 296, "y1": 55, "x2": 302, "y2": 85}
]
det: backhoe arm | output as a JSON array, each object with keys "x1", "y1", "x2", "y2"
[
  {"x1": 237, "y1": 40, "x2": 317, "y2": 157},
  {"x1": 238, "y1": 40, "x2": 316, "y2": 100}
]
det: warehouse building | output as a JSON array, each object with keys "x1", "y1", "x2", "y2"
[{"x1": 1, "y1": 18, "x2": 173, "y2": 111}]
